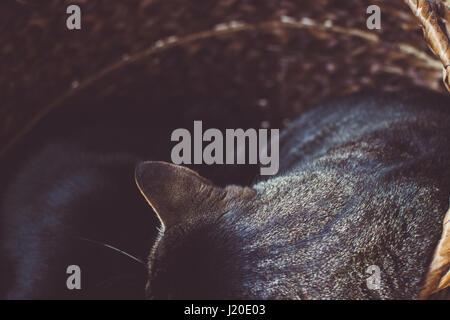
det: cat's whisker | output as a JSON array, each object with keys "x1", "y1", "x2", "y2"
[{"x1": 77, "y1": 237, "x2": 145, "y2": 265}]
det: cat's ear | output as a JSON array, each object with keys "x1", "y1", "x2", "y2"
[{"x1": 135, "y1": 161, "x2": 255, "y2": 229}]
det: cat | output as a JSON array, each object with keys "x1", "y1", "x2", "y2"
[
  {"x1": 135, "y1": 90, "x2": 450, "y2": 299},
  {"x1": 0, "y1": 95, "x2": 261, "y2": 299},
  {"x1": 1, "y1": 143, "x2": 155, "y2": 299}
]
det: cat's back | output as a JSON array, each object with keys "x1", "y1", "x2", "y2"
[
  {"x1": 278, "y1": 90, "x2": 450, "y2": 173},
  {"x1": 222, "y1": 91, "x2": 450, "y2": 299}
]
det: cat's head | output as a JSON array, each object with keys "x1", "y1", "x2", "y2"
[{"x1": 135, "y1": 161, "x2": 256, "y2": 299}]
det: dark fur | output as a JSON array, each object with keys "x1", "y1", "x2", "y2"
[
  {"x1": 1, "y1": 144, "x2": 155, "y2": 299},
  {"x1": 0, "y1": 95, "x2": 260, "y2": 299},
  {"x1": 138, "y1": 91, "x2": 450, "y2": 299}
]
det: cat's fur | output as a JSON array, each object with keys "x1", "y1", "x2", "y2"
[
  {"x1": 1, "y1": 143, "x2": 155, "y2": 299},
  {"x1": 136, "y1": 91, "x2": 450, "y2": 299},
  {"x1": 0, "y1": 95, "x2": 260, "y2": 299}
]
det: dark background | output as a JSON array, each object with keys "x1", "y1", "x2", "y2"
[{"x1": 0, "y1": 0, "x2": 446, "y2": 160}]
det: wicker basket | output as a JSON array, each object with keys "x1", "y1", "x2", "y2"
[{"x1": 1, "y1": 0, "x2": 449, "y2": 158}]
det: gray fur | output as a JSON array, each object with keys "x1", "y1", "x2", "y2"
[{"x1": 140, "y1": 91, "x2": 450, "y2": 300}]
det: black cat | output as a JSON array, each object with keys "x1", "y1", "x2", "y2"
[
  {"x1": 136, "y1": 91, "x2": 450, "y2": 299},
  {"x1": 0, "y1": 95, "x2": 261, "y2": 299}
]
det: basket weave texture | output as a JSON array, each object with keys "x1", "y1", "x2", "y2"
[{"x1": 0, "y1": 0, "x2": 449, "y2": 157}]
